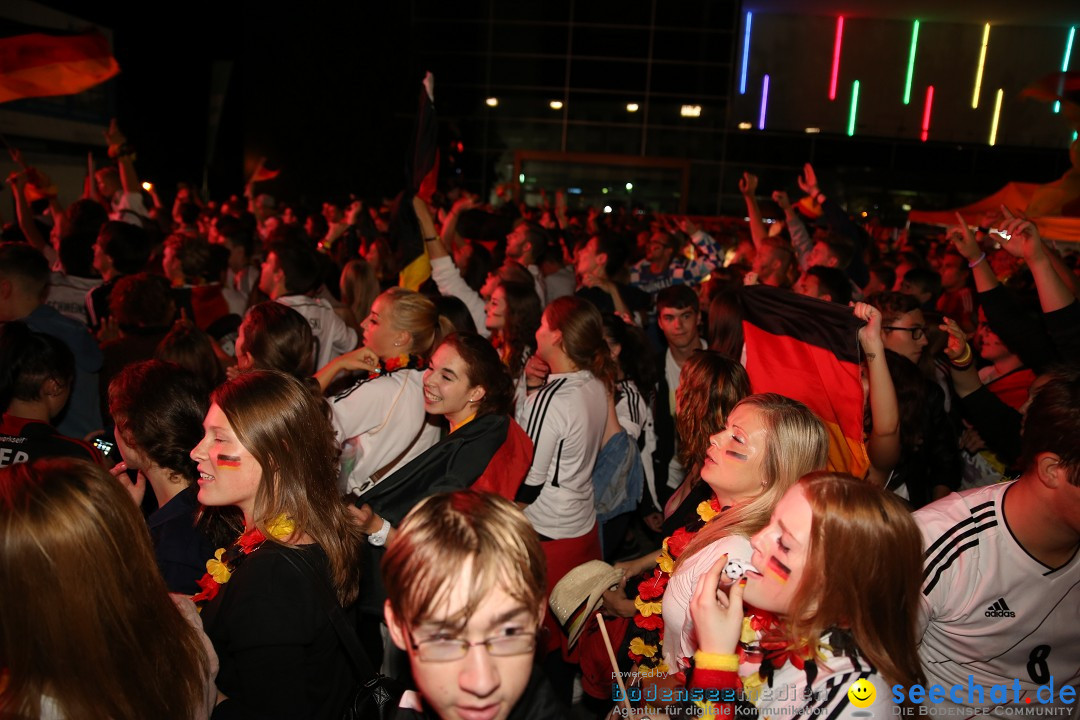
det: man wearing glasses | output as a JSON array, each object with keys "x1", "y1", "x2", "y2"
[
  {"x1": 877, "y1": 294, "x2": 930, "y2": 365},
  {"x1": 868, "y1": 291, "x2": 961, "y2": 507},
  {"x1": 383, "y1": 490, "x2": 565, "y2": 719}
]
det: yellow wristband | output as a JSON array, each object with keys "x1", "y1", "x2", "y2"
[
  {"x1": 950, "y1": 343, "x2": 973, "y2": 368},
  {"x1": 693, "y1": 651, "x2": 739, "y2": 672}
]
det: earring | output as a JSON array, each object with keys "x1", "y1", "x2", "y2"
[{"x1": 760, "y1": 479, "x2": 769, "y2": 488}]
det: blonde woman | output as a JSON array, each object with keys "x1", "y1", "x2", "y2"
[
  {"x1": 658, "y1": 393, "x2": 828, "y2": 671},
  {"x1": 316, "y1": 288, "x2": 452, "y2": 497}
]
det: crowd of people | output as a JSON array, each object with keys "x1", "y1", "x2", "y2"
[{"x1": 0, "y1": 120, "x2": 1078, "y2": 719}]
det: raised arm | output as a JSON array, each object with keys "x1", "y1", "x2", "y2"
[
  {"x1": 949, "y1": 212, "x2": 999, "y2": 293},
  {"x1": 855, "y1": 303, "x2": 900, "y2": 483},
  {"x1": 104, "y1": 119, "x2": 139, "y2": 194},
  {"x1": 774, "y1": 190, "x2": 812, "y2": 270},
  {"x1": 800, "y1": 163, "x2": 870, "y2": 286},
  {"x1": 738, "y1": 172, "x2": 767, "y2": 249},
  {"x1": 6, "y1": 172, "x2": 48, "y2": 254},
  {"x1": 416, "y1": 194, "x2": 451, "y2": 260},
  {"x1": 998, "y1": 206, "x2": 1076, "y2": 314}
]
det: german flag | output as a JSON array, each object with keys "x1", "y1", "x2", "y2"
[
  {"x1": 740, "y1": 285, "x2": 869, "y2": 477},
  {"x1": 393, "y1": 72, "x2": 438, "y2": 291},
  {"x1": 0, "y1": 28, "x2": 119, "y2": 105}
]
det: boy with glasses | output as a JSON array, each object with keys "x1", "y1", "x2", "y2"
[{"x1": 383, "y1": 490, "x2": 565, "y2": 719}]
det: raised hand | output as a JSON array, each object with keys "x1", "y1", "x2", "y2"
[
  {"x1": 738, "y1": 172, "x2": 758, "y2": 197},
  {"x1": 853, "y1": 302, "x2": 885, "y2": 357},
  {"x1": 772, "y1": 190, "x2": 792, "y2": 211},
  {"x1": 938, "y1": 316, "x2": 968, "y2": 362},
  {"x1": 949, "y1": 212, "x2": 982, "y2": 262},
  {"x1": 104, "y1": 118, "x2": 126, "y2": 147},
  {"x1": 797, "y1": 163, "x2": 820, "y2": 197},
  {"x1": 997, "y1": 206, "x2": 1045, "y2": 262},
  {"x1": 345, "y1": 199, "x2": 364, "y2": 226}
]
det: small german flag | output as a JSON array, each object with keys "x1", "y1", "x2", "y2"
[
  {"x1": 740, "y1": 285, "x2": 869, "y2": 478},
  {"x1": 0, "y1": 27, "x2": 119, "y2": 105},
  {"x1": 764, "y1": 555, "x2": 792, "y2": 584}
]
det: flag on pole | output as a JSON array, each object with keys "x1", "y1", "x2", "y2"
[
  {"x1": 394, "y1": 72, "x2": 438, "y2": 291},
  {"x1": 740, "y1": 285, "x2": 869, "y2": 477}
]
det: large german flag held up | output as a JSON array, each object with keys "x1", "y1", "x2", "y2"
[
  {"x1": 741, "y1": 284, "x2": 869, "y2": 477},
  {"x1": 0, "y1": 28, "x2": 119, "y2": 105}
]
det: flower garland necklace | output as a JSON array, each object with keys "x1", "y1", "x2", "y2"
[
  {"x1": 191, "y1": 514, "x2": 296, "y2": 604},
  {"x1": 332, "y1": 354, "x2": 426, "y2": 401},
  {"x1": 627, "y1": 495, "x2": 724, "y2": 672},
  {"x1": 376, "y1": 353, "x2": 424, "y2": 375}
]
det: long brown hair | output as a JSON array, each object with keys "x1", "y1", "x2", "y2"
[
  {"x1": 679, "y1": 394, "x2": 827, "y2": 565},
  {"x1": 675, "y1": 351, "x2": 750, "y2": 475},
  {"x1": 543, "y1": 296, "x2": 618, "y2": 392},
  {"x1": 495, "y1": 280, "x2": 541, "y2": 378},
  {"x1": 212, "y1": 370, "x2": 363, "y2": 604},
  {"x1": 340, "y1": 258, "x2": 379, "y2": 327},
  {"x1": 0, "y1": 459, "x2": 210, "y2": 718},
  {"x1": 787, "y1": 472, "x2": 925, "y2": 688},
  {"x1": 240, "y1": 301, "x2": 316, "y2": 380}
]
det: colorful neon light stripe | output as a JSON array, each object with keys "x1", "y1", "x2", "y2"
[
  {"x1": 989, "y1": 89, "x2": 1004, "y2": 146},
  {"x1": 740, "y1": 12, "x2": 753, "y2": 95},
  {"x1": 1055, "y1": 26, "x2": 1075, "y2": 113},
  {"x1": 759, "y1": 74, "x2": 770, "y2": 129},
  {"x1": 972, "y1": 23, "x2": 990, "y2": 109},
  {"x1": 904, "y1": 20, "x2": 920, "y2": 105},
  {"x1": 847, "y1": 80, "x2": 860, "y2": 136},
  {"x1": 921, "y1": 85, "x2": 934, "y2": 142},
  {"x1": 829, "y1": 16, "x2": 845, "y2": 100}
]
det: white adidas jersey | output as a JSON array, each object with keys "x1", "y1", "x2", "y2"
[
  {"x1": 915, "y1": 482, "x2": 1080, "y2": 715},
  {"x1": 516, "y1": 369, "x2": 607, "y2": 539}
]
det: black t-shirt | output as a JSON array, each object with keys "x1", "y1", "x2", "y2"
[
  {"x1": 200, "y1": 543, "x2": 355, "y2": 720},
  {"x1": 0, "y1": 414, "x2": 102, "y2": 468}
]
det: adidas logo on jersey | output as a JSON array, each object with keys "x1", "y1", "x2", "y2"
[{"x1": 984, "y1": 598, "x2": 1016, "y2": 618}]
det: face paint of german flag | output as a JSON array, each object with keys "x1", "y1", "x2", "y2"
[
  {"x1": 218, "y1": 455, "x2": 242, "y2": 469},
  {"x1": 765, "y1": 555, "x2": 791, "y2": 583}
]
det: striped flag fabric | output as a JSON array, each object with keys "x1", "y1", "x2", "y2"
[
  {"x1": 0, "y1": 28, "x2": 119, "y2": 104},
  {"x1": 393, "y1": 72, "x2": 438, "y2": 291},
  {"x1": 740, "y1": 284, "x2": 869, "y2": 478}
]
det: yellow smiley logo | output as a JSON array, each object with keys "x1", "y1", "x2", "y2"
[{"x1": 847, "y1": 678, "x2": 876, "y2": 708}]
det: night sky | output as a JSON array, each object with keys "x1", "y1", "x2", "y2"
[{"x1": 38, "y1": 2, "x2": 427, "y2": 207}]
